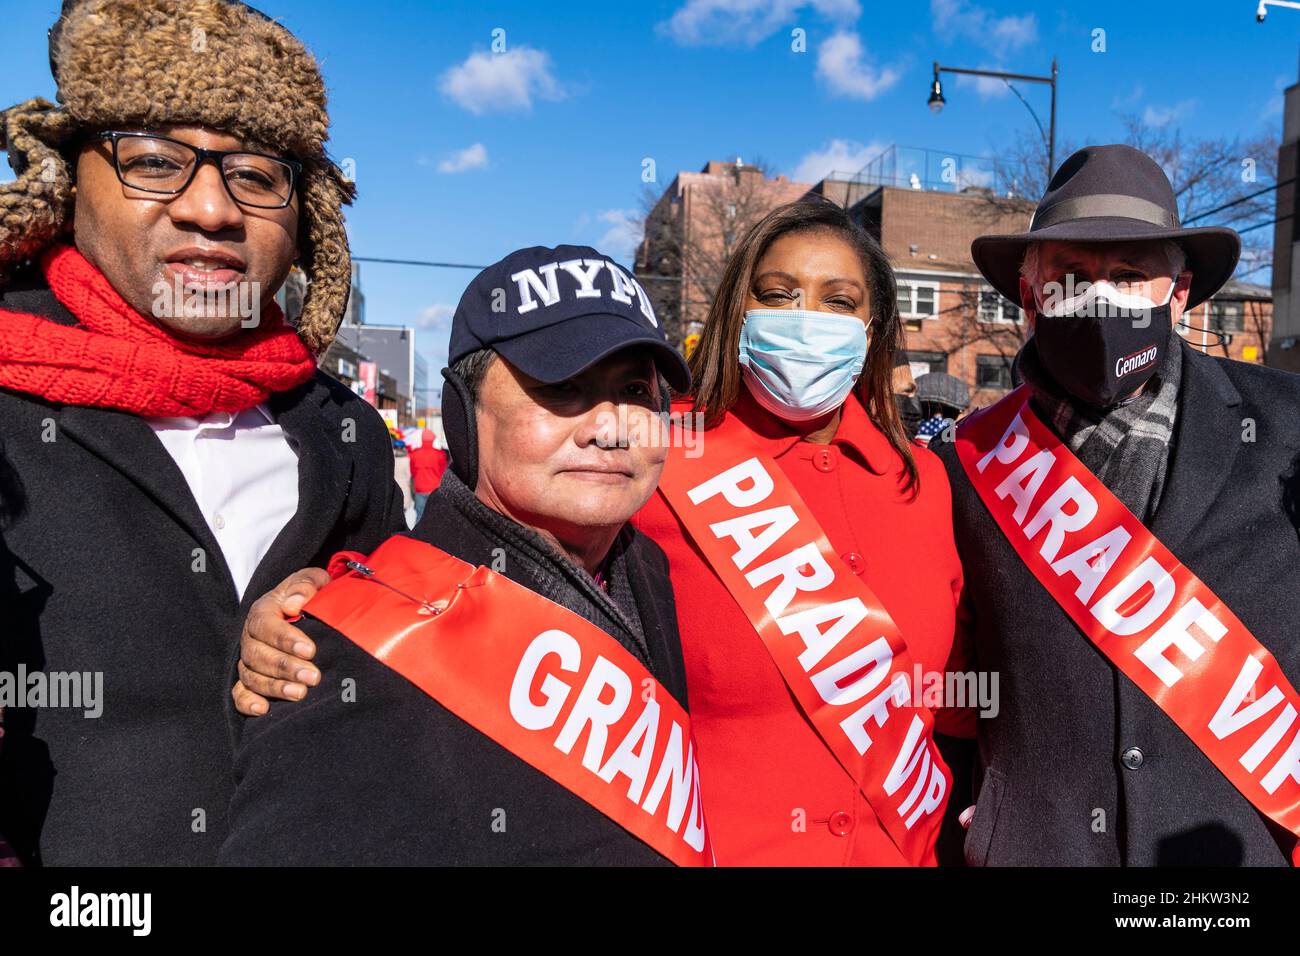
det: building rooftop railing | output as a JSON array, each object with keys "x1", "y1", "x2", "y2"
[{"x1": 825, "y1": 144, "x2": 1041, "y2": 207}]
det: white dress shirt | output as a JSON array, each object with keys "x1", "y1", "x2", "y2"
[{"x1": 146, "y1": 404, "x2": 300, "y2": 600}]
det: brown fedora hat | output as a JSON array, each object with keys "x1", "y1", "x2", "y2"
[{"x1": 971, "y1": 144, "x2": 1240, "y2": 310}]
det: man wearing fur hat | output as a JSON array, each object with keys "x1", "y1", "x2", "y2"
[
  {"x1": 0, "y1": 0, "x2": 402, "y2": 865},
  {"x1": 934, "y1": 145, "x2": 1300, "y2": 866}
]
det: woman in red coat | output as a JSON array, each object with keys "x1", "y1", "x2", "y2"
[{"x1": 633, "y1": 198, "x2": 963, "y2": 865}]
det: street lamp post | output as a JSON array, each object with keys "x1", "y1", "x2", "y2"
[{"x1": 928, "y1": 58, "x2": 1058, "y2": 182}]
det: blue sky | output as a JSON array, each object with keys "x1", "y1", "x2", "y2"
[{"x1": 2, "y1": 0, "x2": 1295, "y2": 379}]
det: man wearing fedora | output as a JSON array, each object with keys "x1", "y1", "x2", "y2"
[
  {"x1": 933, "y1": 144, "x2": 1300, "y2": 866},
  {"x1": 0, "y1": 1, "x2": 401, "y2": 865}
]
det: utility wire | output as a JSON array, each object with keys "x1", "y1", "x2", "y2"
[
  {"x1": 353, "y1": 256, "x2": 486, "y2": 270},
  {"x1": 1183, "y1": 177, "x2": 1294, "y2": 224},
  {"x1": 1236, "y1": 213, "x2": 1292, "y2": 235}
]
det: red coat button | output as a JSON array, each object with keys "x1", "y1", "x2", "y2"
[
  {"x1": 813, "y1": 448, "x2": 836, "y2": 472},
  {"x1": 828, "y1": 810, "x2": 853, "y2": 836},
  {"x1": 843, "y1": 551, "x2": 865, "y2": 575}
]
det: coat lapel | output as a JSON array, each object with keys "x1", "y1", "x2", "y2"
[
  {"x1": 1148, "y1": 343, "x2": 1243, "y2": 554},
  {"x1": 241, "y1": 376, "x2": 353, "y2": 612},
  {"x1": 56, "y1": 403, "x2": 238, "y2": 597},
  {"x1": 57, "y1": 377, "x2": 355, "y2": 613}
]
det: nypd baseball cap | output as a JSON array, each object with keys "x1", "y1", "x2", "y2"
[{"x1": 448, "y1": 244, "x2": 692, "y2": 392}]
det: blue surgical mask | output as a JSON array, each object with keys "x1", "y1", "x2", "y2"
[{"x1": 738, "y1": 309, "x2": 868, "y2": 422}]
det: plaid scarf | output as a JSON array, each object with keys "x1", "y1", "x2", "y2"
[{"x1": 1015, "y1": 323, "x2": 1183, "y2": 524}]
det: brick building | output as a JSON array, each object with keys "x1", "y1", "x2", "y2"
[
  {"x1": 824, "y1": 182, "x2": 1034, "y2": 408},
  {"x1": 637, "y1": 159, "x2": 811, "y2": 348},
  {"x1": 638, "y1": 151, "x2": 1272, "y2": 410}
]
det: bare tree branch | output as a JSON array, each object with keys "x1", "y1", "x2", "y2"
[{"x1": 636, "y1": 159, "x2": 785, "y2": 347}]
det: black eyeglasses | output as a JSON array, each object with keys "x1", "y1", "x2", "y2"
[{"x1": 95, "y1": 131, "x2": 302, "y2": 210}]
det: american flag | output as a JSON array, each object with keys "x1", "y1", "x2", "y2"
[{"x1": 915, "y1": 415, "x2": 953, "y2": 447}]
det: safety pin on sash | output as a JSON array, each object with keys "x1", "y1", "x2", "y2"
[{"x1": 345, "y1": 560, "x2": 450, "y2": 616}]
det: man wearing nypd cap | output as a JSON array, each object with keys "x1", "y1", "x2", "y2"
[{"x1": 221, "y1": 245, "x2": 697, "y2": 864}]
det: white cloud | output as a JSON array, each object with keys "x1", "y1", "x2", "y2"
[
  {"x1": 816, "y1": 31, "x2": 900, "y2": 101},
  {"x1": 990, "y1": 14, "x2": 1037, "y2": 48},
  {"x1": 790, "y1": 138, "x2": 888, "y2": 183},
  {"x1": 954, "y1": 68, "x2": 1012, "y2": 100},
  {"x1": 956, "y1": 166, "x2": 994, "y2": 190},
  {"x1": 1142, "y1": 100, "x2": 1195, "y2": 128},
  {"x1": 438, "y1": 46, "x2": 565, "y2": 114},
  {"x1": 437, "y1": 143, "x2": 488, "y2": 174},
  {"x1": 416, "y1": 304, "x2": 456, "y2": 330},
  {"x1": 1263, "y1": 74, "x2": 1288, "y2": 120},
  {"x1": 594, "y1": 209, "x2": 644, "y2": 261},
  {"x1": 930, "y1": 0, "x2": 1037, "y2": 53},
  {"x1": 1111, "y1": 83, "x2": 1145, "y2": 111},
  {"x1": 659, "y1": 0, "x2": 860, "y2": 47}
]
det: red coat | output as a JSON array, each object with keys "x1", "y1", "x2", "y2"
[
  {"x1": 634, "y1": 390, "x2": 963, "y2": 865},
  {"x1": 408, "y1": 431, "x2": 447, "y2": 494}
]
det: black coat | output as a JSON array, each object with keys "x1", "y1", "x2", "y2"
[
  {"x1": 0, "y1": 274, "x2": 404, "y2": 865},
  {"x1": 219, "y1": 487, "x2": 690, "y2": 866},
  {"x1": 934, "y1": 343, "x2": 1300, "y2": 866}
]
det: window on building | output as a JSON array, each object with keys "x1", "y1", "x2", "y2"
[
  {"x1": 897, "y1": 280, "x2": 940, "y2": 318},
  {"x1": 1209, "y1": 298, "x2": 1245, "y2": 332},
  {"x1": 977, "y1": 286, "x2": 1023, "y2": 324},
  {"x1": 976, "y1": 354, "x2": 1014, "y2": 391},
  {"x1": 905, "y1": 350, "x2": 948, "y2": 374},
  {"x1": 915, "y1": 284, "x2": 936, "y2": 315}
]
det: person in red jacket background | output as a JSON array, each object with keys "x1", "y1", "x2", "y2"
[{"x1": 407, "y1": 429, "x2": 448, "y2": 521}]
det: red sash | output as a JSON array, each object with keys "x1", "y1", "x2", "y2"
[
  {"x1": 303, "y1": 536, "x2": 712, "y2": 867},
  {"x1": 957, "y1": 385, "x2": 1300, "y2": 865},
  {"x1": 658, "y1": 422, "x2": 951, "y2": 866}
]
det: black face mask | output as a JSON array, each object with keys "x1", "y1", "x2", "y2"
[
  {"x1": 1032, "y1": 291, "x2": 1172, "y2": 409},
  {"x1": 896, "y1": 394, "x2": 923, "y2": 439}
]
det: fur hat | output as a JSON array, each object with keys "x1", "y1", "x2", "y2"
[{"x1": 0, "y1": 0, "x2": 355, "y2": 353}]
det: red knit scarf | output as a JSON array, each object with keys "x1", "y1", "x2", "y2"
[{"x1": 0, "y1": 244, "x2": 317, "y2": 416}]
